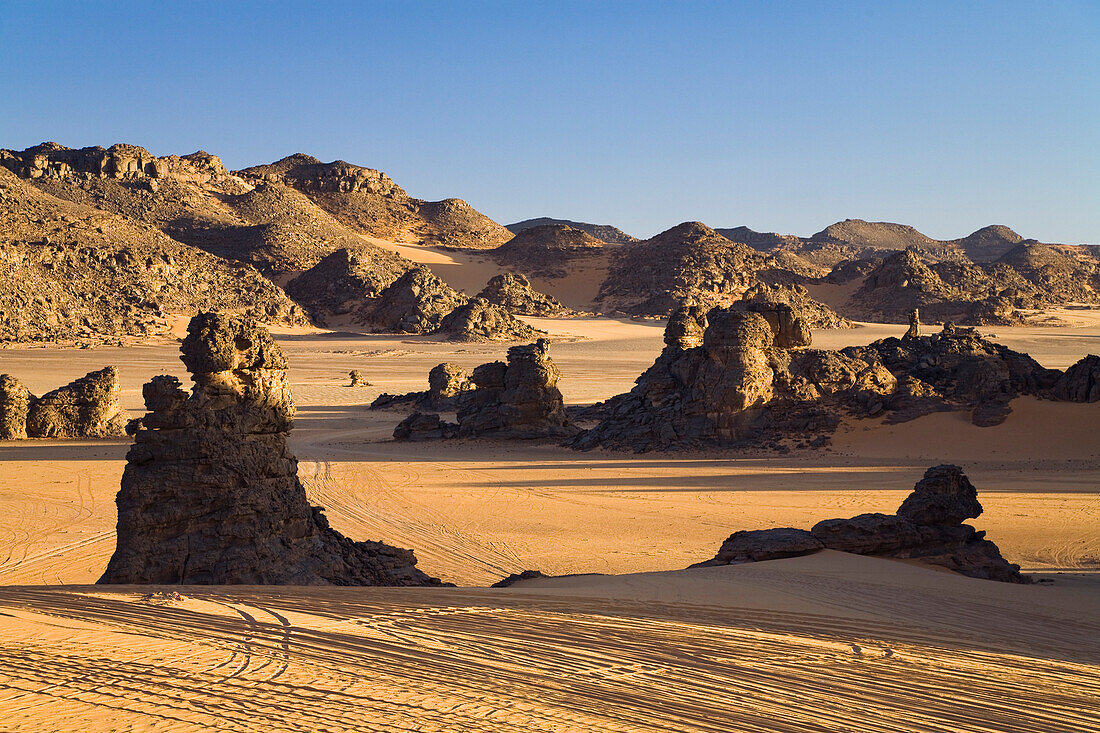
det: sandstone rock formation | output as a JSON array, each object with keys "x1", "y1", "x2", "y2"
[
  {"x1": 100, "y1": 313, "x2": 441, "y2": 585},
  {"x1": 0, "y1": 374, "x2": 31, "y2": 440},
  {"x1": 433, "y1": 298, "x2": 545, "y2": 342},
  {"x1": 596, "y1": 222, "x2": 767, "y2": 316},
  {"x1": 572, "y1": 301, "x2": 895, "y2": 452},
  {"x1": 25, "y1": 367, "x2": 129, "y2": 438},
  {"x1": 390, "y1": 340, "x2": 577, "y2": 440},
  {"x1": 693, "y1": 465, "x2": 1026, "y2": 583},
  {"x1": 477, "y1": 273, "x2": 577, "y2": 317},
  {"x1": 393, "y1": 412, "x2": 458, "y2": 441},
  {"x1": 0, "y1": 166, "x2": 306, "y2": 343},
  {"x1": 842, "y1": 322, "x2": 1059, "y2": 426},
  {"x1": 357, "y1": 266, "x2": 468, "y2": 334},
  {"x1": 235, "y1": 154, "x2": 511, "y2": 249},
  {"x1": 348, "y1": 370, "x2": 369, "y2": 387},
  {"x1": 740, "y1": 283, "x2": 853, "y2": 329},
  {"x1": 371, "y1": 362, "x2": 474, "y2": 412},
  {"x1": 454, "y1": 340, "x2": 577, "y2": 438},
  {"x1": 1054, "y1": 355, "x2": 1100, "y2": 403}
]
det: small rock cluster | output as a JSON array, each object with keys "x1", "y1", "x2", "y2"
[
  {"x1": 0, "y1": 368, "x2": 129, "y2": 439},
  {"x1": 692, "y1": 465, "x2": 1027, "y2": 583},
  {"x1": 99, "y1": 312, "x2": 442, "y2": 586},
  {"x1": 390, "y1": 339, "x2": 578, "y2": 441}
]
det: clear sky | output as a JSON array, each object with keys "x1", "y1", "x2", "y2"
[{"x1": 1, "y1": 1, "x2": 1097, "y2": 242}]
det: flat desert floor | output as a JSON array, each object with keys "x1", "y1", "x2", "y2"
[{"x1": 0, "y1": 313, "x2": 1098, "y2": 731}]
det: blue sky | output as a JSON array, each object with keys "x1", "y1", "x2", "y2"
[{"x1": 1, "y1": 1, "x2": 1097, "y2": 242}]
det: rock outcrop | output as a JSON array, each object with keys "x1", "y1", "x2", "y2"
[
  {"x1": 453, "y1": 340, "x2": 577, "y2": 438},
  {"x1": 842, "y1": 322, "x2": 1059, "y2": 426},
  {"x1": 740, "y1": 283, "x2": 853, "y2": 329},
  {"x1": 357, "y1": 266, "x2": 468, "y2": 334},
  {"x1": 391, "y1": 340, "x2": 577, "y2": 440},
  {"x1": 693, "y1": 465, "x2": 1026, "y2": 583},
  {"x1": 25, "y1": 367, "x2": 129, "y2": 438},
  {"x1": 573, "y1": 301, "x2": 894, "y2": 452},
  {"x1": 491, "y1": 224, "x2": 611, "y2": 278},
  {"x1": 596, "y1": 222, "x2": 766, "y2": 316},
  {"x1": 506, "y1": 218, "x2": 637, "y2": 245},
  {"x1": 348, "y1": 370, "x2": 369, "y2": 387},
  {"x1": 371, "y1": 362, "x2": 474, "y2": 412},
  {"x1": 433, "y1": 298, "x2": 545, "y2": 342},
  {"x1": 0, "y1": 374, "x2": 32, "y2": 439},
  {"x1": 99, "y1": 312, "x2": 442, "y2": 586},
  {"x1": 477, "y1": 273, "x2": 577, "y2": 317},
  {"x1": 235, "y1": 154, "x2": 511, "y2": 249},
  {"x1": 576, "y1": 310, "x2": 1067, "y2": 452},
  {"x1": 1054, "y1": 355, "x2": 1100, "y2": 403}
]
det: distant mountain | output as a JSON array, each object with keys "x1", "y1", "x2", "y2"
[
  {"x1": 237, "y1": 154, "x2": 511, "y2": 249},
  {"x1": 506, "y1": 217, "x2": 637, "y2": 245},
  {"x1": 492, "y1": 224, "x2": 609, "y2": 278},
  {"x1": 714, "y1": 226, "x2": 800, "y2": 251}
]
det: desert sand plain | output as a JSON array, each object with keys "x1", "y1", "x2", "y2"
[{"x1": 0, "y1": 243, "x2": 1098, "y2": 732}]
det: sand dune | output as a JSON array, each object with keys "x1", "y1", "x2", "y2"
[{"x1": 0, "y1": 554, "x2": 1096, "y2": 732}]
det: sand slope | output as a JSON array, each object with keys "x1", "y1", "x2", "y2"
[{"x1": 0, "y1": 554, "x2": 1096, "y2": 732}]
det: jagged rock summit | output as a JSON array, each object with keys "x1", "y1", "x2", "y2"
[
  {"x1": 99, "y1": 312, "x2": 441, "y2": 585},
  {"x1": 693, "y1": 465, "x2": 1026, "y2": 583}
]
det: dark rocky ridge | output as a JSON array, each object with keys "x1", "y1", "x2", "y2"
[
  {"x1": 506, "y1": 217, "x2": 637, "y2": 245},
  {"x1": 693, "y1": 465, "x2": 1026, "y2": 583},
  {"x1": 596, "y1": 222, "x2": 766, "y2": 316},
  {"x1": 434, "y1": 298, "x2": 545, "y2": 342},
  {"x1": 100, "y1": 313, "x2": 442, "y2": 585},
  {"x1": 357, "y1": 266, "x2": 469, "y2": 334},
  {"x1": 285, "y1": 246, "x2": 417, "y2": 325}
]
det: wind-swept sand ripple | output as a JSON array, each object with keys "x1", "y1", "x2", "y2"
[{"x1": 0, "y1": 554, "x2": 1097, "y2": 732}]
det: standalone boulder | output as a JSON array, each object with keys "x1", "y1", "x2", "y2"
[
  {"x1": 690, "y1": 528, "x2": 823, "y2": 567},
  {"x1": 26, "y1": 367, "x2": 129, "y2": 438},
  {"x1": 897, "y1": 464, "x2": 982, "y2": 525},
  {"x1": 99, "y1": 312, "x2": 442, "y2": 586},
  {"x1": 694, "y1": 465, "x2": 1026, "y2": 583},
  {"x1": 0, "y1": 374, "x2": 32, "y2": 439}
]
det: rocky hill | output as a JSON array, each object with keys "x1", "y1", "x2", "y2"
[
  {"x1": 285, "y1": 246, "x2": 417, "y2": 324},
  {"x1": 492, "y1": 224, "x2": 611, "y2": 278},
  {"x1": 236, "y1": 154, "x2": 510, "y2": 249},
  {"x1": 0, "y1": 167, "x2": 305, "y2": 342},
  {"x1": 595, "y1": 222, "x2": 767, "y2": 316},
  {"x1": 506, "y1": 217, "x2": 637, "y2": 245}
]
